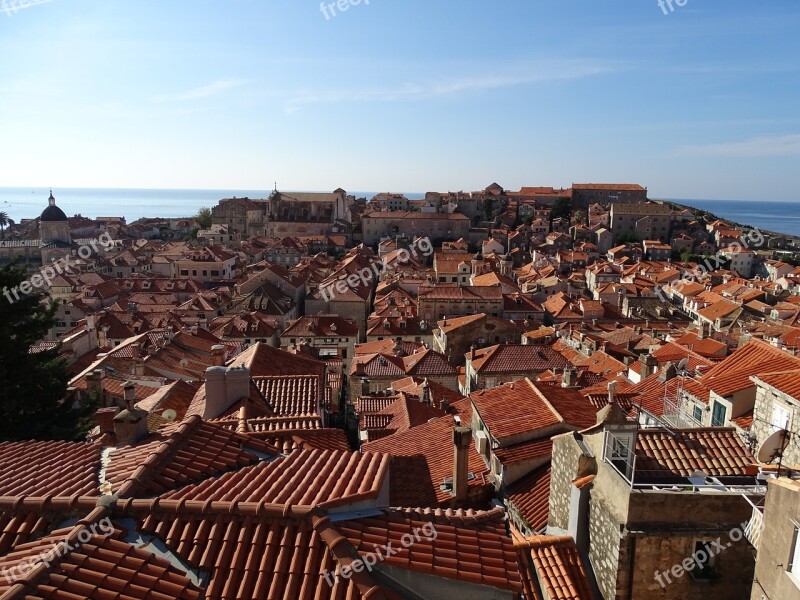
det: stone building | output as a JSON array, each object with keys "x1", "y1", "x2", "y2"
[
  {"x1": 211, "y1": 197, "x2": 267, "y2": 241},
  {"x1": 610, "y1": 202, "x2": 672, "y2": 243},
  {"x1": 265, "y1": 189, "x2": 351, "y2": 237},
  {"x1": 572, "y1": 184, "x2": 647, "y2": 207},
  {"x1": 750, "y1": 371, "x2": 800, "y2": 467},
  {"x1": 751, "y1": 477, "x2": 800, "y2": 600},
  {"x1": 361, "y1": 211, "x2": 470, "y2": 245},
  {"x1": 549, "y1": 405, "x2": 761, "y2": 600}
]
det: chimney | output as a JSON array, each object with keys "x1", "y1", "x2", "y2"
[
  {"x1": 202, "y1": 366, "x2": 251, "y2": 419},
  {"x1": 562, "y1": 368, "x2": 575, "y2": 388},
  {"x1": 211, "y1": 344, "x2": 226, "y2": 367},
  {"x1": 607, "y1": 380, "x2": 617, "y2": 405},
  {"x1": 659, "y1": 362, "x2": 678, "y2": 382},
  {"x1": 452, "y1": 427, "x2": 472, "y2": 504},
  {"x1": 469, "y1": 345, "x2": 476, "y2": 362},
  {"x1": 113, "y1": 382, "x2": 149, "y2": 446},
  {"x1": 87, "y1": 369, "x2": 105, "y2": 404},
  {"x1": 640, "y1": 352, "x2": 658, "y2": 379},
  {"x1": 421, "y1": 378, "x2": 431, "y2": 405},
  {"x1": 94, "y1": 406, "x2": 119, "y2": 436}
]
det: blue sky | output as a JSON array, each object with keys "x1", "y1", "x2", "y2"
[{"x1": 1, "y1": 0, "x2": 799, "y2": 200}]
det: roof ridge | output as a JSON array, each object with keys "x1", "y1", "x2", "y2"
[
  {"x1": 115, "y1": 415, "x2": 203, "y2": 498},
  {"x1": 527, "y1": 379, "x2": 565, "y2": 425},
  {"x1": 311, "y1": 513, "x2": 391, "y2": 600}
]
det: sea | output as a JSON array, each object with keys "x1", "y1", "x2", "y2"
[
  {"x1": 1, "y1": 188, "x2": 799, "y2": 237},
  {"x1": 667, "y1": 198, "x2": 800, "y2": 237}
]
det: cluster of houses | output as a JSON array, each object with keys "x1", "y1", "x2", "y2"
[{"x1": 2, "y1": 185, "x2": 800, "y2": 599}]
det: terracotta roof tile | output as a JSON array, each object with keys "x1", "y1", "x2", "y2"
[
  {"x1": 363, "y1": 401, "x2": 492, "y2": 507},
  {"x1": 0, "y1": 441, "x2": 101, "y2": 498},
  {"x1": 160, "y1": 449, "x2": 389, "y2": 510},
  {"x1": 700, "y1": 338, "x2": 800, "y2": 397},
  {"x1": 514, "y1": 533, "x2": 594, "y2": 600},
  {"x1": 505, "y1": 464, "x2": 551, "y2": 533},
  {"x1": 338, "y1": 510, "x2": 522, "y2": 594},
  {"x1": 0, "y1": 521, "x2": 202, "y2": 599},
  {"x1": 104, "y1": 416, "x2": 279, "y2": 498},
  {"x1": 634, "y1": 428, "x2": 754, "y2": 478},
  {"x1": 470, "y1": 344, "x2": 569, "y2": 374}
]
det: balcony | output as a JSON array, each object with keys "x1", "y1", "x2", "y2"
[{"x1": 662, "y1": 394, "x2": 703, "y2": 429}]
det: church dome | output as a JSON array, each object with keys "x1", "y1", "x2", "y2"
[{"x1": 40, "y1": 190, "x2": 68, "y2": 222}]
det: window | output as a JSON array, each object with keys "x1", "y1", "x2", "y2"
[
  {"x1": 711, "y1": 401, "x2": 727, "y2": 427},
  {"x1": 789, "y1": 522, "x2": 800, "y2": 583},
  {"x1": 693, "y1": 405, "x2": 703, "y2": 423},
  {"x1": 772, "y1": 404, "x2": 791, "y2": 433},
  {"x1": 690, "y1": 540, "x2": 716, "y2": 581},
  {"x1": 180, "y1": 270, "x2": 188, "y2": 276}
]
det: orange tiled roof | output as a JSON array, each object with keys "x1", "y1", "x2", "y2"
[
  {"x1": 0, "y1": 521, "x2": 202, "y2": 598},
  {"x1": 104, "y1": 416, "x2": 279, "y2": 498},
  {"x1": 0, "y1": 440, "x2": 102, "y2": 497},
  {"x1": 470, "y1": 344, "x2": 569, "y2": 374},
  {"x1": 635, "y1": 428, "x2": 754, "y2": 478},
  {"x1": 752, "y1": 369, "x2": 800, "y2": 399},
  {"x1": 338, "y1": 510, "x2": 522, "y2": 595},
  {"x1": 505, "y1": 464, "x2": 551, "y2": 533},
  {"x1": 700, "y1": 338, "x2": 800, "y2": 397},
  {"x1": 160, "y1": 448, "x2": 389, "y2": 510},
  {"x1": 363, "y1": 400, "x2": 492, "y2": 507},
  {"x1": 514, "y1": 533, "x2": 594, "y2": 600}
]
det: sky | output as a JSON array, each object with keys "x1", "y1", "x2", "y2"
[{"x1": 1, "y1": 0, "x2": 799, "y2": 200}]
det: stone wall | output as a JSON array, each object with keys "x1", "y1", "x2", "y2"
[
  {"x1": 752, "y1": 383, "x2": 800, "y2": 466},
  {"x1": 548, "y1": 433, "x2": 584, "y2": 530},
  {"x1": 752, "y1": 478, "x2": 800, "y2": 600},
  {"x1": 630, "y1": 533, "x2": 754, "y2": 600},
  {"x1": 588, "y1": 493, "x2": 624, "y2": 600}
]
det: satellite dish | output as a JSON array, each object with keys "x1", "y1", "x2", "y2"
[
  {"x1": 757, "y1": 429, "x2": 789, "y2": 464},
  {"x1": 162, "y1": 409, "x2": 178, "y2": 422},
  {"x1": 677, "y1": 358, "x2": 689, "y2": 373}
]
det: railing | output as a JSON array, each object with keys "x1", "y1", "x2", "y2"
[{"x1": 662, "y1": 394, "x2": 702, "y2": 429}]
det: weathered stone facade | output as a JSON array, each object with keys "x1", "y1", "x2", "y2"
[
  {"x1": 751, "y1": 379, "x2": 800, "y2": 466},
  {"x1": 752, "y1": 478, "x2": 800, "y2": 600}
]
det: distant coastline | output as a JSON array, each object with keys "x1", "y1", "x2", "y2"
[
  {"x1": 661, "y1": 198, "x2": 800, "y2": 241},
  {"x1": 1, "y1": 187, "x2": 799, "y2": 239}
]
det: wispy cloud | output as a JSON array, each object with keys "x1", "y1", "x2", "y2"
[
  {"x1": 155, "y1": 79, "x2": 249, "y2": 102},
  {"x1": 283, "y1": 59, "x2": 619, "y2": 114},
  {"x1": 676, "y1": 134, "x2": 800, "y2": 157}
]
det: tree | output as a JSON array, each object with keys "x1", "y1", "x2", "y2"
[
  {"x1": 0, "y1": 212, "x2": 9, "y2": 239},
  {"x1": 0, "y1": 262, "x2": 95, "y2": 441},
  {"x1": 194, "y1": 207, "x2": 212, "y2": 229},
  {"x1": 549, "y1": 197, "x2": 571, "y2": 222}
]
